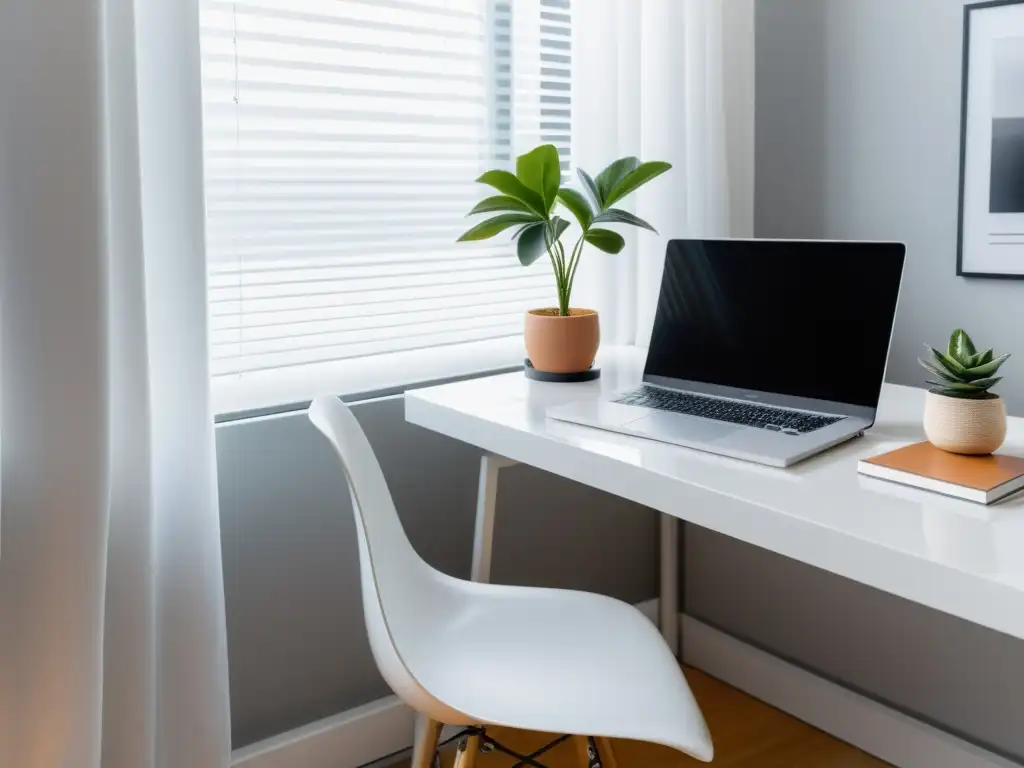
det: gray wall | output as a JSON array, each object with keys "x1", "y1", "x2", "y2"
[
  {"x1": 686, "y1": 0, "x2": 1024, "y2": 761},
  {"x1": 754, "y1": 0, "x2": 1023, "y2": 413},
  {"x1": 217, "y1": 395, "x2": 661, "y2": 748}
]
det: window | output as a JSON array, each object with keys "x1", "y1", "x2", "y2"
[{"x1": 199, "y1": 0, "x2": 572, "y2": 410}]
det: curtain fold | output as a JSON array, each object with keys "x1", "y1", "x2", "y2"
[
  {"x1": 0, "y1": 0, "x2": 231, "y2": 766},
  {"x1": 572, "y1": 0, "x2": 755, "y2": 348}
]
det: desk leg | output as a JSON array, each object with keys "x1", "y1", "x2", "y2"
[
  {"x1": 660, "y1": 513, "x2": 680, "y2": 657},
  {"x1": 471, "y1": 455, "x2": 517, "y2": 583}
]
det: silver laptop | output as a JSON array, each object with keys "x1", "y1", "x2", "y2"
[{"x1": 548, "y1": 239, "x2": 906, "y2": 467}]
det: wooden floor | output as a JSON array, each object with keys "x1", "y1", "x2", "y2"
[{"x1": 396, "y1": 668, "x2": 889, "y2": 768}]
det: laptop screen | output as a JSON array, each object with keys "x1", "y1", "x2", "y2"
[{"x1": 644, "y1": 239, "x2": 906, "y2": 408}]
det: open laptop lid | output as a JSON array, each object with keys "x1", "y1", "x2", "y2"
[{"x1": 643, "y1": 239, "x2": 906, "y2": 420}]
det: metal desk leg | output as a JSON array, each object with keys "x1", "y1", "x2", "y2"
[
  {"x1": 660, "y1": 513, "x2": 680, "y2": 657},
  {"x1": 471, "y1": 455, "x2": 518, "y2": 583}
]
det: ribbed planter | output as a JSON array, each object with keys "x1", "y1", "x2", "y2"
[
  {"x1": 524, "y1": 308, "x2": 600, "y2": 374},
  {"x1": 923, "y1": 391, "x2": 1007, "y2": 455}
]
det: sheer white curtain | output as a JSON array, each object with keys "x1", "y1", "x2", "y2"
[
  {"x1": 0, "y1": 0, "x2": 230, "y2": 766},
  {"x1": 572, "y1": 0, "x2": 755, "y2": 347}
]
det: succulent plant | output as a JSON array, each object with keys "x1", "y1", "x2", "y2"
[{"x1": 919, "y1": 329, "x2": 1010, "y2": 400}]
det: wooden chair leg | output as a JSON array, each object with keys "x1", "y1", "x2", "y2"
[
  {"x1": 573, "y1": 735, "x2": 595, "y2": 768},
  {"x1": 411, "y1": 713, "x2": 443, "y2": 768},
  {"x1": 574, "y1": 735, "x2": 618, "y2": 768},
  {"x1": 594, "y1": 737, "x2": 619, "y2": 768},
  {"x1": 452, "y1": 733, "x2": 481, "y2": 768}
]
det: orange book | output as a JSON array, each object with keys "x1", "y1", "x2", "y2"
[{"x1": 858, "y1": 442, "x2": 1024, "y2": 504}]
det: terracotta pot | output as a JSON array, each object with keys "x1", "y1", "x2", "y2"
[
  {"x1": 524, "y1": 308, "x2": 600, "y2": 374},
  {"x1": 923, "y1": 391, "x2": 1007, "y2": 455}
]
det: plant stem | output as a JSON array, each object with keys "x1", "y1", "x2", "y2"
[
  {"x1": 543, "y1": 220, "x2": 573, "y2": 316},
  {"x1": 556, "y1": 239, "x2": 570, "y2": 315},
  {"x1": 542, "y1": 221, "x2": 565, "y2": 312},
  {"x1": 565, "y1": 233, "x2": 586, "y2": 309}
]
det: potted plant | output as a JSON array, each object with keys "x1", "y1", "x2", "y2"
[
  {"x1": 457, "y1": 144, "x2": 671, "y2": 374},
  {"x1": 919, "y1": 329, "x2": 1011, "y2": 454}
]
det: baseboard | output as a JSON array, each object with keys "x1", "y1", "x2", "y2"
[
  {"x1": 231, "y1": 695, "x2": 414, "y2": 768},
  {"x1": 680, "y1": 614, "x2": 1017, "y2": 768},
  {"x1": 233, "y1": 600, "x2": 1016, "y2": 768}
]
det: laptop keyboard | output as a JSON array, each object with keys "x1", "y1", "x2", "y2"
[{"x1": 613, "y1": 386, "x2": 845, "y2": 435}]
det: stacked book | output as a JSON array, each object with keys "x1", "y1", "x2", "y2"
[{"x1": 858, "y1": 442, "x2": 1024, "y2": 505}]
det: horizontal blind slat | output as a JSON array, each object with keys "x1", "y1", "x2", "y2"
[
  {"x1": 202, "y1": 54, "x2": 487, "y2": 84},
  {"x1": 212, "y1": 311, "x2": 526, "y2": 352},
  {"x1": 202, "y1": 77, "x2": 488, "y2": 103},
  {"x1": 209, "y1": 281, "x2": 551, "y2": 315},
  {"x1": 207, "y1": 252, "x2": 527, "y2": 283},
  {"x1": 211, "y1": 331, "x2": 522, "y2": 376},
  {"x1": 211, "y1": 296, "x2": 539, "y2": 334},
  {"x1": 209, "y1": 269, "x2": 553, "y2": 303},
  {"x1": 203, "y1": 103, "x2": 488, "y2": 126},
  {"x1": 209, "y1": 261, "x2": 543, "y2": 291},
  {"x1": 209, "y1": 278, "x2": 552, "y2": 316},
  {"x1": 204, "y1": 28, "x2": 482, "y2": 62},
  {"x1": 205, "y1": 0, "x2": 487, "y2": 23},
  {"x1": 203, "y1": 2, "x2": 484, "y2": 40}
]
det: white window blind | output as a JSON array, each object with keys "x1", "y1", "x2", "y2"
[{"x1": 199, "y1": 0, "x2": 572, "y2": 383}]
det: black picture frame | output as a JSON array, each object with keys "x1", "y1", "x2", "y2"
[{"x1": 956, "y1": 0, "x2": 1024, "y2": 279}]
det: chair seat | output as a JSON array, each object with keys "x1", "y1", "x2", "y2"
[{"x1": 403, "y1": 581, "x2": 713, "y2": 761}]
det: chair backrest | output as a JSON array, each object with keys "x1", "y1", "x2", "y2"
[{"x1": 307, "y1": 395, "x2": 468, "y2": 722}]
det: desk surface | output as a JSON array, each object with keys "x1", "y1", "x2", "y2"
[{"x1": 405, "y1": 346, "x2": 1024, "y2": 641}]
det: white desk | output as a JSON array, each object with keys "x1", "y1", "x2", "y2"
[{"x1": 405, "y1": 346, "x2": 1024, "y2": 652}]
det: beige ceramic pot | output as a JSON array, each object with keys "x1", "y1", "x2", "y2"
[
  {"x1": 923, "y1": 391, "x2": 1007, "y2": 455},
  {"x1": 524, "y1": 308, "x2": 600, "y2": 374}
]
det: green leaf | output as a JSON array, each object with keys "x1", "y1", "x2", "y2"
[
  {"x1": 932, "y1": 387, "x2": 994, "y2": 399},
  {"x1": 516, "y1": 144, "x2": 561, "y2": 213},
  {"x1": 545, "y1": 215, "x2": 571, "y2": 244},
  {"x1": 517, "y1": 217, "x2": 570, "y2": 266},
  {"x1": 594, "y1": 157, "x2": 640, "y2": 207},
  {"x1": 467, "y1": 195, "x2": 540, "y2": 217},
  {"x1": 933, "y1": 380, "x2": 987, "y2": 393},
  {"x1": 577, "y1": 168, "x2": 602, "y2": 209},
  {"x1": 962, "y1": 352, "x2": 1011, "y2": 379},
  {"x1": 584, "y1": 228, "x2": 626, "y2": 254},
  {"x1": 457, "y1": 213, "x2": 540, "y2": 242},
  {"x1": 927, "y1": 345, "x2": 967, "y2": 376},
  {"x1": 556, "y1": 187, "x2": 593, "y2": 229},
  {"x1": 968, "y1": 348, "x2": 994, "y2": 367},
  {"x1": 927, "y1": 382, "x2": 981, "y2": 396},
  {"x1": 948, "y1": 329, "x2": 976, "y2": 365},
  {"x1": 604, "y1": 161, "x2": 672, "y2": 208},
  {"x1": 475, "y1": 170, "x2": 546, "y2": 215},
  {"x1": 918, "y1": 359, "x2": 960, "y2": 384},
  {"x1": 511, "y1": 222, "x2": 536, "y2": 240},
  {"x1": 967, "y1": 376, "x2": 1002, "y2": 390},
  {"x1": 516, "y1": 222, "x2": 547, "y2": 266},
  {"x1": 592, "y1": 208, "x2": 657, "y2": 232}
]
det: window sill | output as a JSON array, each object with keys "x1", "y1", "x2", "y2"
[{"x1": 212, "y1": 336, "x2": 526, "y2": 422}]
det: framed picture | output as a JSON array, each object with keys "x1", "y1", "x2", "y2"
[{"x1": 957, "y1": 0, "x2": 1024, "y2": 278}]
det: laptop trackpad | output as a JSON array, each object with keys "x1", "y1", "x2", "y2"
[{"x1": 626, "y1": 412, "x2": 742, "y2": 443}]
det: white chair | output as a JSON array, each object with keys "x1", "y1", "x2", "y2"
[{"x1": 308, "y1": 395, "x2": 713, "y2": 768}]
